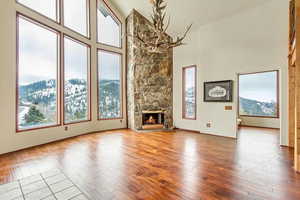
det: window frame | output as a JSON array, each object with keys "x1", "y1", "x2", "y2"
[
  {"x1": 16, "y1": 0, "x2": 60, "y2": 24},
  {"x1": 62, "y1": 34, "x2": 92, "y2": 125},
  {"x1": 182, "y1": 65, "x2": 197, "y2": 120},
  {"x1": 62, "y1": 0, "x2": 91, "y2": 39},
  {"x1": 238, "y1": 70, "x2": 280, "y2": 119},
  {"x1": 96, "y1": 0, "x2": 122, "y2": 49},
  {"x1": 16, "y1": 13, "x2": 62, "y2": 132},
  {"x1": 15, "y1": 0, "x2": 125, "y2": 133},
  {"x1": 97, "y1": 48, "x2": 123, "y2": 121}
]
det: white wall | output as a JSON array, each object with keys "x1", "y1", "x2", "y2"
[
  {"x1": 173, "y1": 0, "x2": 289, "y2": 144},
  {"x1": 0, "y1": 0, "x2": 127, "y2": 155}
]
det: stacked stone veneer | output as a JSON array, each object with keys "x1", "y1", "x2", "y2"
[{"x1": 126, "y1": 10, "x2": 173, "y2": 130}]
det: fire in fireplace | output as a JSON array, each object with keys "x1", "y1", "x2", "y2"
[
  {"x1": 145, "y1": 115, "x2": 157, "y2": 124},
  {"x1": 142, "y1": 111, "x2": 164, "y2": 129}
]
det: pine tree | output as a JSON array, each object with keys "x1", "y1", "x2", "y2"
[{"x1": 24, "y1": 106, "x2": 45, "y2": 124}]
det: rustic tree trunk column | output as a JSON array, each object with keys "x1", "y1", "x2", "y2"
[
  {"x1": 289, "y1": 65, "x2": 295, "y2": 147},
  {"x1": 295, "y1": 63, "x2": 300, "y2": 171},
  {"x1": 295, "y1": 0, "x2": 300, "y2": 172}
]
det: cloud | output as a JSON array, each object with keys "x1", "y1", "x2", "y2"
[
  {"x1": 239, "y1": 71, "x2": 277, "y2": 102},
  {"x1": 97, "y1": 7, "x2": 120, "y2": 47},
  {"x1": 19, "y1": 53, "x2": 57, "y2": 85},
  {"x1": 64, "y1": 37, "x2": 89, "y2": 80},
  {"x1": 185, "y1": 67, "x2": 196, "y2": 89},
  {"x1": 64, "y1": 0, "x2": 88, "y2": 36},
  {"x1": 18, "y1": 3, "x2": 122, "y2": 86},
  {"x1": 18, "y1": 18, "x2": 58, "y2": 85},
  {"x1": 18, "y1": 0, "x2": 56, "y2": 20},
  {"x1": 98, "y1": 51, "x2": 121, "y2": 80}
]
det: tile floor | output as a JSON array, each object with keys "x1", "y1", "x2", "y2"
[{"x1": 0, "y1": 169, "x2": 89, "y2": 200}]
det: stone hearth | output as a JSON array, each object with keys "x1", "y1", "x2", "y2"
[{"x1": 126, "y1": 10, "x2": 173, "y2": 130}]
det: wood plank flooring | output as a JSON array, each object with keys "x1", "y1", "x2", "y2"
[{"x1": 0, "y1": 127, "x2": 299, "y2": 200}]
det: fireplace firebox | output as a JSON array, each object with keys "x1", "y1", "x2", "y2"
[{"x1": 142, "y1": 111, "x2": 164, "y2": 130}]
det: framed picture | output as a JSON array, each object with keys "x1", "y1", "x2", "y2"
[{"x1": 204, "y1": 80, "x2": 233, "y2": 102}]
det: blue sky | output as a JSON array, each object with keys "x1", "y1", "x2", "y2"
[{"x1": 239, "y1": 71, "x2": 277, "y2": 103}]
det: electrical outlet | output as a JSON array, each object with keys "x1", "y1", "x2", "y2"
[
  {"x1": 64, "y1": 126, "x2": 68, "y2": 131},
  {"x1": 206, "y1": 123, "x2": 211, "y2": 128}
]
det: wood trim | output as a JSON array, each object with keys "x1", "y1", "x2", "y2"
[
  {"x1": 58, "y1": 19, "x2": 63, "y2": 129},
  {"x1": 239, "y1": 115, "x2": 279, "y2": 119},
  {"x1": 238, "y1": 70, "x2": 280, "y2": 119},
  {"x1": 96, "y1": 0, "x2": 122, "y2": 49},
  {"x1": 15, "y1": 12, "x2": 19, "y2": 133},
  {"x1": 97, "y1": 48, "x2": 124, "y2": 121},
  {"x1": 58, "y1": 0, "x2": 61, "y2": 24},
  {"x1": 182, "y1": 65, "x2": 197, "y2": 120},
  {"x1": 62, "y1": 34, "x2": 92, "y2": 125},
  {"x1": 176, "y1": 128, "x2": 237, "y2": 140},
  {"x1": 125, "y1": 23, "x2": 129, "y2": 128},
  {"x1": 16, "y1": 124, "x2": 62, "y2": 133},
  {"x1": 238, "y1": 69, "x2": 280, "y2": 76},
  {"x1": 16, "y1": 13, "x2": 62, "y2": 133},
  {"x1": 176, "y1": 128, "x2": 200, "y2": 134},
  {"x1": 239, "y1": 125, "x2": 280, "y2": 130},
  {"x1": 16, "y1": 12, "x2": 61, "y2": 34},
  {"x1": 87, "y1": 0, "x2": 91, "y2": 40}
]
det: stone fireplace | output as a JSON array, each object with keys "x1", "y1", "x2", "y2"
[{"x1": 126, "y1": 10, "x2": 173, "y2": 130}]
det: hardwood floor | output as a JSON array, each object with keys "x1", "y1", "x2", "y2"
[{"x1": 0, "y1": 127, "x2": 299, "y2": 200}]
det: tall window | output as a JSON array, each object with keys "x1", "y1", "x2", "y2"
[
  {"x1": 63, "y1": 36, "x2": 90, "y2": 124},
  {"x1": 63, "y1": 0, "x2": 89, "y2": 37},
  {"x1": 17, "y1": 0, "x2": 58, "y2": 21},
  {"x1": 97, "y1": 0, "x2": 121, "y2": 47},
  {"x1": 239, "y1": 71, "x2": 279, "y2": 118},
  {"x1": 17, "y1": 15, "x2": 59, "y2": 131},
  {"x1": 98, "y1": 50, "x2": 122, "y2": 119},
  {"x1": 182, "y1": 66, "x2": 197, "y2": 120},
  {"x1": 16, "y1": 0, "x2": 123, "y2": 132}
]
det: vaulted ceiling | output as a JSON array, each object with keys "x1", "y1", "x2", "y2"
[{"x1": 110, "y1": 0, "x2": 271, "y2": 35}]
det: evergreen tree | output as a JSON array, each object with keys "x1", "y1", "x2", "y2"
[{"x1": 24, "y1": 106, "x2": 45, "y2": 124}]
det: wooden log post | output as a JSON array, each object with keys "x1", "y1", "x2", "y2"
[
  {"x1": 295, "y1": 0, "x2": 300, "y2": 172},
  {"x1": 289, "y1": 65, "x2": 295, "y2": 148},
  {"x1": 289, "y1": 0, "x2": 296, "y2": 148}
]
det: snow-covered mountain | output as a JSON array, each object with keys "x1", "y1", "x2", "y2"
[
  {"x1": 239, "y1": 97, "x2": 277, "y2": 116},
  {"x1": 18, "y1": 79, "x2": 121, "y2": 127},
  {"x1": 64, "y1": 79, "x2": 88, "y2": 122}
]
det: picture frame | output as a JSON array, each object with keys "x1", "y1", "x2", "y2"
[{"x1": 204, "y1": 80, "x2": 233, "y2": 102}]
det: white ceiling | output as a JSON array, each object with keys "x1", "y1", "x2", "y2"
[{"x1": 110, "y1": 0, "x2": 271, "y2": 35}]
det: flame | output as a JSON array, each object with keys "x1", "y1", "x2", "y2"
[{"x1": 146, "y1": 116, "x2": 156, "y2": 124}]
